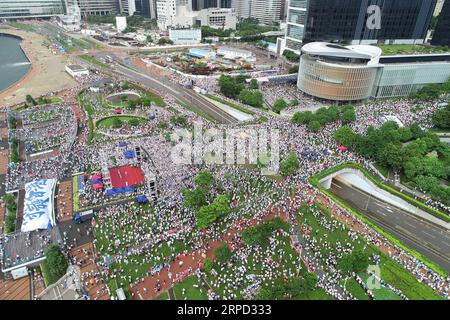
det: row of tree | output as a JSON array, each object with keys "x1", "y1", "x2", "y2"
[
  {"x1": 413, "y1": 79, "x2": 450, "y2": 100},
  {"x1": 3, "y1": 194, "x2": 17, "y2": 234},
  {"x1": 292, "y1": 106, "x2": 356, "y2": 132}
]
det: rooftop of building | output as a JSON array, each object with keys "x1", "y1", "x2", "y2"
[
  {"x1": 301, "y1": 42, "x2": 382, "y2": 62},
  {"x1": 67, "y1": 64, "x2": 87, "y2": 72}
]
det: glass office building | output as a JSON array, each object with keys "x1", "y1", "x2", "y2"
[
  {"x1": 284, "y1": 0, "x2": 437, "y2": 53},
  {"x1": 0, "y1": 0, "x2": 66, "y2": 18},
  {"x1": 431, "y1": 0, "x2": 450, "y2": 47}
]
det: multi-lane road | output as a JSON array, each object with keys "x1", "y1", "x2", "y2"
[
  {"x1": 86, "y1": 52, "x2": 238, "y2": 124},
  {"x1": 330, "y1": 177, "x2": 450, "y2": 272}
]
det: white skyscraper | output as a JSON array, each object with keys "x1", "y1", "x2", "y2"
[
  {"x1": 232, "y1": 0, "x2": 281, "y2": 24},
  {"x1": 232, "y1": 0, "x2": 252, "y2": 19},
  {"x1": 156, "y1": 0, "x2": 177, "y2": 30},
  {"x1": 251, "y1": 0, "x2": 281, "y2": 25},
  {"x1": 119, "y1": 0, "x2": 136, "y2": 16}
]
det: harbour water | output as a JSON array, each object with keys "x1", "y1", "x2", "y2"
[{"x1": 0, "y1": 34, "x2": 32, "y2": 93}]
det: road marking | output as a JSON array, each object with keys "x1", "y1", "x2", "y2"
[
  {"x1": 422, "y1": 231, "x2": 436, "y2": 239},
  {"x1": 376, "y1": 210, "x2": 387, "y2": 217},
  {"x1": 331, "y1": 182, "x2": 342, "y2": 189},
  {"x1": 404, "y1": 221, "x2": 417, "y2": 229}
]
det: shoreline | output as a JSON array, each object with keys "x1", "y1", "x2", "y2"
[{"x1": 0, "y1": 30, "x2": 39, "y2": 106}]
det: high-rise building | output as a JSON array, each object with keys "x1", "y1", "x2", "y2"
[
  {"x1": 251, "y1": 0, "x2": 281, "y2": 25},
  {"x1": 66, "y1": 0, "x2": 119, "y2": 17},
  {"x1": 0, "y1": 0, "x2": 66, "y2": 19},
  {"x1": 232, "y1": 0, "x2": 252, "y2": 19},
  {"x1": 432, "y1": 0, "x2": 450, "y2": 46},
  {"x1": 192, "y1": 0, "x2": 218, "y2": 11},
  {"x1": 283, "y1": 0, "x2": 437, "y2": 54},
  {"x1": 119, "y1": 0, "x2": 136, "y2": 16},
  {"x1": 232, "y1": 0, "x2": 281, "y2": 25},
  {"x1": 156, "y1": 0, "x2": 177, "y2": 30}
]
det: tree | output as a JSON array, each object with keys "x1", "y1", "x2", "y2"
[
  {"x1": 377, "y1": 143, "x2": 404, "y2": 171},
  {"x1": 45, "y1": 245, "x2": 68, "y2": 283},
  {"x1": 249, "y1": 79, "x2": 259, "y2": 90},
  {"x1": 308, "y1": 120, "x2": 321, "y2": 132},
  {"x1": 338, "y1": 250, "x2": 370, "y2": 274},
  {"x1": 195, "y1": 169, "x2": 215, "y2": 189},
  {"x1": 341, "y1": 108, "x2": 356, "y2": 123},
  {"x1": 128, "y1": 118, "x2": 140, "y2": 126},
  {"x1": 291, "y1": 111, "x2": 312, "y2": 125},
  {"x1": 26, "y1": 94, "x2": 37, "y2": 106},
  {"x1": 182, "y1": 187, "x2": 207, "y2": 209},
  {"x1": 241, "y1": 227, "x2": 260, "y2": 246},
  {"x1": 146, "y1": 35, "x2": 153, "y2": 43},
  {"x1": 288, "y1": 65, "x2": 299, "y2": 74},
  {"x1": 202, "y1": 258, "x2": 214, "y2": 272},
  {"x1": 304, "y1": 272, "x2": 318, "y2": 290},
  {"x1": 218, "y1": 75, "x2": 244, "y2": 99},
  {"x1": 432, "y1": 106, "x2": 450, "y2": 129},
  {"x1": 334, "y1": 127, "x2": 356, "y2": 147},
  {"x1": 196, "y1": 205, "x2": 217, "y2": 229},
  {"x1": 272, "y1": 99, "x2": 288, "y2": 114},
  {"x1": 239, "y1": 89, "x2": 264, "y2": 108},
  {"x1": 214, "y1": 243, "x2": 232, "y2": 265},
  {"x1": 280, "y1": 152, "x2": 300, "y2": 177},
  {"x1": 112, "y1": 117, "x2": 122, "y2": 128},
  {"x1": 283, "y1": 50, "x2": 300, "y2": 62}
]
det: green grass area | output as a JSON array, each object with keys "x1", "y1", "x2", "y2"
[
  {"x1": 122, "y1": 82, "x2": 166, "y2": 108},
  {"x1": 309, "y1": 162, "x2": 449, "y2": 279},
  {"x1": 173, "y1": 276, "x2": 208, "y2": 300},
  {"x1": 58, "y1": 39, "x2": 77, "y2": 53},
  {"x1": 378, "y1": 258, "x2": 442, "y2": 300},
  {"x1": 177, "y1": 100, "x2": 218, "y2": 123},
  {"x1": 299, "y1": 201, "x2": 444, "y2": 300},
  {"x1": 82, "y1": 37, "x2": 104, "y2": 49},
  {"x1": 40, "y1": 261, "x2": 58, "y2": 286},
  {"x1": 154, "y1": 291, "x2": 169, "y2": 300},
  {"x1": 345, "y1": 278, "x2": 370, "y2": 300},
  {"x1": 96, "y1": 115, "x2": 148, "y2": 129},
  {"x1": 358, "y1": 272, "x2": 401, "y2": 300},
  {"x1": 69, "y1": 37, "x2": 91, "y2": 50},
  {"x1": 205, "y1": 94, "x2": 256, "y2": 115},
  {"x1": 8, "y1": 22, "x2": 34, "y2": 31},
  {"x1": 241, "y1": 116, "x2": 269, "y2": 126},
  {"x1": 294, "y1": 288, "x2": 334, "y2": 300},
  {"x1": 72, "y1": 175, "x2": 80, "y2": 212},
  {"x1": 373, "y1": 162, "x2": 390, "y2": 179},
  {"x1": 79, "y1": 55, "x2": 112, "y2": 70},
  {"x1": 378, "y1": 44, "x2": 450, "y2": 56}
]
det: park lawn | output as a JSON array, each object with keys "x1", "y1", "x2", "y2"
[
  {"x1": 154, "y1": 291, "x2": 169, "y2": 300},
  {"x1": 96, "y1": 116, "x2": 148, "y2": 129},
  {"x1": 294, "y1": 288, "x2": 334, "y2": 300},
  {"x1": 358, "y1": 272, "x2": 401, "y2": 300},
  {"x1": 345, "y1": 277, "x2": 370, "y2": 300},
  {"x1": 378, "y1": 257, "x2": 444, "y2": 300},
  {"x1": 173, "y1": 276, "x2": 208, "y2": 300}
]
